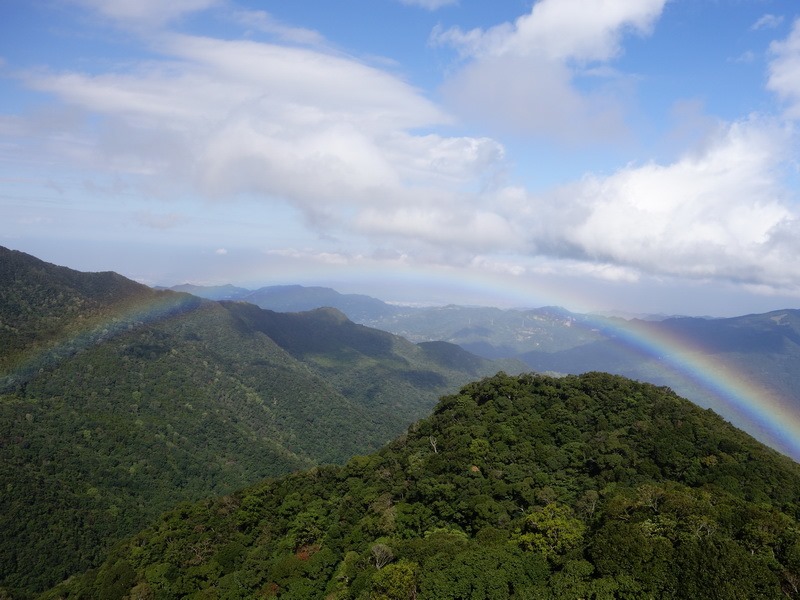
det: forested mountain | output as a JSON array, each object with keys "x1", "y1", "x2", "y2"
[
  {"x1": 0, "y1": 247, "x2": 514, "y2": 597},
  {"x1": 165, "y1": 284, "x2": 610, "y2": 358},
  {"x1": 191, "y1": 283, "x2": 800, "y2": 459},
  {"x1": 515, "y1": 310, "x2": 800, "y2": 454},
  {"x1": 339, "y1": 302, "x2": 800, "y2": 426},
  {"x1": 42, "y1": 372, "x2": 800, "y2": 599}
]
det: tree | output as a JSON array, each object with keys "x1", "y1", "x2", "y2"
[
  {"x1": 515, "y1": 503, "x2": 585, "y2": 560},
  {"x1": 371, "y1": 543, "x2": 395, "y2": 569},
  {"x1": 371, "y1": 560, "x2": 418, "y2": 600}
]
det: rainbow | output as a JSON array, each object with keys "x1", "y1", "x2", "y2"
[
  {"x1": 1, "y1": 291, "x2": 204, "y2": 392},
  {"x1": 565, "y1": 313, "x2": 800, "y2": 461}
]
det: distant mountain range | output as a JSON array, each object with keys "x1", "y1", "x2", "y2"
[
  {"x1": 171, "y1": 283, "x2": 800, "y2": 459},
  {"x1": 0, "y1": 247, "x2": 516, "y2": 597},
  {"x1": 161, "y1": 283, "x2": 398, "y2": 322}
]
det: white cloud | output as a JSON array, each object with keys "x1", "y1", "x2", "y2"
[
  {"x1": 286, "y1": 107, "x2": 785, "y2": 290},
  {"x1": 433, "y1": 0, "x2": 666, "y2": 62},
  {"x1": 68, "y1": 0, "x2": 220, "y2": 27},
  {"x1": 398, "y1": 0, "x2": 457, "y2": 10},
  {"x1": 19, "y1": 32, "x2": 507, "y2": 238},
  {"x1": 14, "y1": 4, "x2": 800, "y2": 298},
  {"x1": 663, "y1": 99, "x2": 720, "y2": 154},
  {"x1": 231, "y1": 10, "x2": 326, "y2": 46},
  {"x1": 266, "y1": 248, "x2": 353, "y2": 266},
  {"x1": 732, "y1": 50, "x2": 756, "y2": 64},
  {"x1": 355, "y1": 205, "x2": 520, "y2": 253},
  {"x1": 162, "y1": 34, "x2": 448, "y2": 132},
  {"x1": 752, "y1": 14, "x2": 784, "y2": 31},
  {"x1": 440, "y1": 54, "x2": 627, "y2": 140},
  {"x1": 468, "y1": 256, "x2": 525, "y2": 277},
  {"x1": 215, "y1": 247, "x2": 227, "y2": 255},
  {"x1": 433, "y1": 0, "x2": 667, "y2": 142},
  {"x1": 563, "y1": 118, "x2": 798, "y2": 285},
  {"x1": 768, "y1": 18, "x2": 800, "y2": 119},
  {"x1": 382, "y1": 132, "x2": 504, "y2": 185}
]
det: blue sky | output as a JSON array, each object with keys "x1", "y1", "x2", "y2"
[{"x1": 2, "y1": 0, "x2": 800, "y2": 315}]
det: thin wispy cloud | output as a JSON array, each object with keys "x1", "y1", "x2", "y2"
[
  {"x1": 230, "y1": 10, "x2": 326, "y2": 46},
  {"x1": 768, "y1": 18, "x2": 800, "y2": 119},
  {"x1": 133, "y1": 211, "x2": 188, "y2": 230},
  {"x1": 398, "y1": 0, "x2": 457, "y2": 10},
  {"x1": 752, "y1": 14, "x2": 785, "y2": 31},
  {"x1": 68, "y1": 0, "x2": 221, "y2": 26}
]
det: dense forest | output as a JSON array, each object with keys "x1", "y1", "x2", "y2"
[
  {"x1": 0, "y1": 247, "x2": 514, "y2": 597},
  {"x1": 181, "y1": 282, "x2": 800, "y2": 460},
  {"x1": 42, "y1": 372, "x2": 800, "y2": 599}
]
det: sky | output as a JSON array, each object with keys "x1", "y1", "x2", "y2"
[{"x1": 2, "y1": 0, "x2": 800, "y2": 316}]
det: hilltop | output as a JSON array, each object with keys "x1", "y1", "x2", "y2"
[{"x1": 43, "y1": 372, "x2": 800, "y2": 599}]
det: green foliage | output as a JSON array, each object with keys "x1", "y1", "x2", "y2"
[
  {"x1": 363, "y1": 296, "x2": 800, "y2": 460},
  {"x1": 514, "y1": 503, "x2": 585, "y2": 559},
  {"x1": 370, "y1": 560, "x2": 418, "y2": 600},
  {"x1": 0, "y1": 247, "x2": 512, "y2": 597},
  {"x1": 40, "y1": 372, "x2": 800, "y2": 599}
]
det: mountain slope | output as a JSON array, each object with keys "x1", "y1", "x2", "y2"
[
  {"x1": 221, "y1": 303, "x2": 520, "y2": 435},
  {"x1": 357, "y1": 303, "x2": 800, "y2": 460},
  {"x1": 0, "y1": 247, "x2": 514, "y2": 597},
  {"x1": 43, "y1": 372, "x2": 800, "y2": 599},
  {"x1": 164, "y1": 281, "x2": 800, "y2": 459},
  {"x1": 1, "y1": 291, "x2": 369, "y2": 596},
  {"x1": 516, "y1": 311, "x2": 800, "y2": 453},
  {"x1": 0, "y1": 246, "x2": 155, "y2": 378}
]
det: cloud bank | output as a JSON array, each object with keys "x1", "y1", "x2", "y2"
[{"x1": 8, "y1": 3, "x2": 800, "y2": 299}]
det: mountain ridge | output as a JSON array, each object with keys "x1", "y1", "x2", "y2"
[
  {"x1": 0, "y1": 247, "x2": 516, "y2": 597},
  {"x1": 172, "y1": 281, "x2": 800, "y2": 459}
]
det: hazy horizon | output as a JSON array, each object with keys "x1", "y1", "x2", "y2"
[{"x1": 6, "y1": 242, "x2": 794, "y2": 319}]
